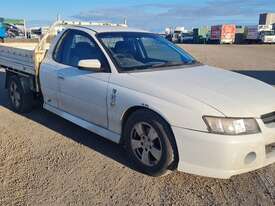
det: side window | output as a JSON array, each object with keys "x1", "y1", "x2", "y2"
[
  {"x1": 53, "y1": 30, "x2": 109, "y2": 71},
  {"x1": 53, "y1": 30, "x2": 69, "y2": 63}
]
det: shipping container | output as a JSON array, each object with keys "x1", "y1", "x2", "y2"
[
  {"x1": 210, "y1": 24, "x2": 236, "y2": 44},
  {"x1": 193, "y1": 26, "x2": 210, "y2": 44}
]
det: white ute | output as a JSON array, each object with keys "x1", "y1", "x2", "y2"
[{"x1": 1, "y1": 21, "x2": 275, "y2": 179}]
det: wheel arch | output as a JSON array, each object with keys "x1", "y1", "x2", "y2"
[
  {"x1": 5, "y1": 70, "x2": 35, "y2": 93},
  {"x1": 120, "y1": 105, "x2": 179, "y2": 170}
]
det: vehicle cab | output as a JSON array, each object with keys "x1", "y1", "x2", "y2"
[{"x1": 259, "y1": 30, "x2": 275, "y2": 43}]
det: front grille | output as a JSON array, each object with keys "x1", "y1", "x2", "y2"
[{"x1": 261, "y1": 112, "x2": 275, "y2": 124}]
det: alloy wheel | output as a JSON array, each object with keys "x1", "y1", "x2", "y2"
[{"x1": 130, "y1": 122, "x2": 163, "y2": 166}]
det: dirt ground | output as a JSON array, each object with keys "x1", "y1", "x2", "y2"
[
  {"x1": 1, "y1": 45, "x2": 275, "y2": 206},
  {"x1": 181, "y1": 44, "x2": 275, "y2": 70}
]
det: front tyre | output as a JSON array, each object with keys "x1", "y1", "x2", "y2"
[
  {"x1": 8, "y1": 76, "x2": 33, "y2": 113},
  {"x1": 124, "y1": 110, "x2": 174, "y2": 176}
]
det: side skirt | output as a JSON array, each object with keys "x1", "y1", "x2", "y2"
[{"x1": 43, "y1": 103, "x2": 121, "y2": 143}]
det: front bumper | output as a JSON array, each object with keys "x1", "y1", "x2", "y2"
[
  {"x1": 172, "y1": 120, "x2": 275, "y2": 179},
  {"x1": 221, "y1": 39, "x2": 234, "y2": 44},
  {"x1": 262, "y1": 37, "x2": 275, "y2": 43}
]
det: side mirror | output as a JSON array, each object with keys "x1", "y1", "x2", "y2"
[{"x1": 78, "y1": 59, "x2": 101, "y2": 71}]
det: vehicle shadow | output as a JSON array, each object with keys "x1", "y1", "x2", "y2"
[
  {"x1": 233, "y1": 70, "x2": 275, "y2": 85},
  {"x1": 0, "y1": 70, "x2": 138, "y2": 172}
]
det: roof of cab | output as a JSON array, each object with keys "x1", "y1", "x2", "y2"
[{"x1": 70, "y1": 25, "x2": 150, "y2": 33}]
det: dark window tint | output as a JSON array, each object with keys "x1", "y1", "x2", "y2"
[{"x1": 53, "y1": 29, "x2": 109, "y2": 70}]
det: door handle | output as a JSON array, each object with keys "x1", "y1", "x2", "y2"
[{"x1": 57, "y1": 75, "x2": 65, "y2": 80}]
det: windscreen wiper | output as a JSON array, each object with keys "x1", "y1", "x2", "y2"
[
  {"x1": 122, "y1": 64, "x2": 154, "y2": 71},
  {"x1": 151, "y1": 62, "x2": 186, "y2": 68}
]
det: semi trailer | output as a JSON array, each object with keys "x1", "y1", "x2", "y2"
[
  {"x1": 193, "y1": 27, "x2": 210, "y2": 44},
  {"x1": 245, "y1": 25, "x2": 259, "y2": 44},
  {"x1": 210, "y1": 25, "x2": 236, "y2": 44}
]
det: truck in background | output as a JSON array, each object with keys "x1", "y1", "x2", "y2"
[
  {"x1": 193, "y1": 26, "x2": 210, "y2": 44},
  {"x1": 28, "y1": 26, "x2": 50, "y2": 39},
  {"x1": 258, "y1": 24, "x2": 275, "y2": 44},
  {"x1": 235, "y1": 25, "x2": 245, "y2": 44},
  {"x1": 259, "y1": 13, "x2": 275, "y2": 25},
  {"x1": 5, "y1": 23, "x2": 25, "y2": 38},
  {"x1": 179, "y1": 31, "x2": 194, "y2": 43},
  {"x1": 259, "y1": 30, "x2": 275, "y2": 43},
  {"x1": 244, "y1": 25, "x2": 259, "y2": 44},
  {"x1": 164, "y1": 27, "x2": 173, "y2": 42},
  {"x1": 258, "y1": 14, "x2": 275, "y2": 44},
  {"x1": 0, "y1": 18, "x2": 26, "y2": 40},
  {"x1": 210, "y1": 24, "x2": 236, "y2": 44},
  {"x1": 172, "y1": 27, "x2": 186, "y2": 43}
]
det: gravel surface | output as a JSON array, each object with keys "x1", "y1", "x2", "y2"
[
  {"x1": 1, "y1": 45, "x2": 275, "y2": 206},
  {"x1": 181, "y1": 44, "x2": 275, "y2": 70}
]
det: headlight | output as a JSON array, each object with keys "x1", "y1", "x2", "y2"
[{"x1": 203, "y1": 116, "x2": 261, "y2": 135}]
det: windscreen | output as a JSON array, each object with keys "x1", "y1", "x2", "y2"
[
  {"x1": 97, "y1": 32, "x2": 197, "y2": 72},
  {"x1": 262, "y1": 31, "x2": 275, "y2": 36}
]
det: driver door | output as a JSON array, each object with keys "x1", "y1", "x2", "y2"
[{"x1": 52, "y1": 29, "x2": 110, "y2": 128}]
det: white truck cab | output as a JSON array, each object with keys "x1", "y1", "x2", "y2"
[
  {"x1": 2, "y1": 21, "x2": 275, "y2": 179},
  {"x1": 258, "y1": 24, "x2": 275, "y2": 44},
  {"x1": 259, "y1": 30, "x2": 275, "y2": 44},
  {"x1": 172, "y1": 27, "x2": 186, "y2": 43}
]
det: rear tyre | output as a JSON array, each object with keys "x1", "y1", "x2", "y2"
[
  {"x1": 8, "y1": 76, "x2": 33, "y2": 113},
  {"x1": 123, "y1": 110, "x2": 174, "y2": 176}
]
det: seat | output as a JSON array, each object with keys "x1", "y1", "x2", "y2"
[
  {"x1": 70, "y1": 42, "x2": 104, "y2": 67},
  {"x1": 114, "y1": 40, "x2": 137, "y2": 59}
]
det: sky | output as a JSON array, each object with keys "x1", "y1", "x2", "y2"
[{"x1": 1, "y1": 0, "x2": 275, "y2": 31}]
